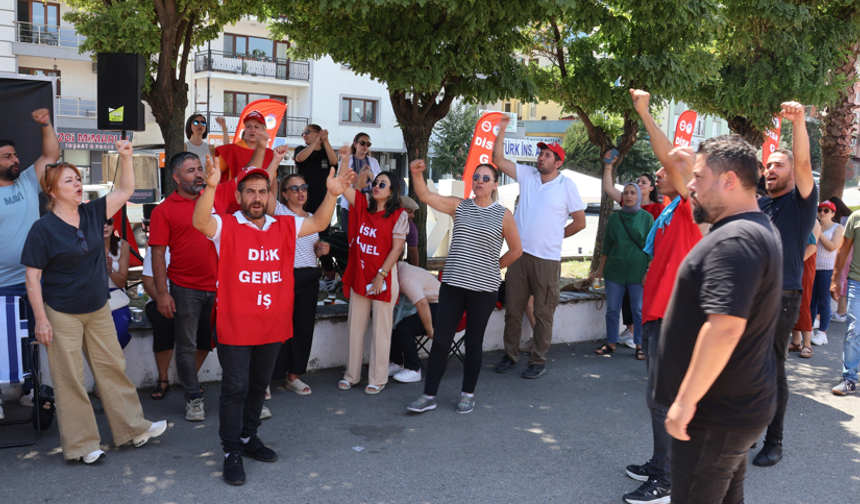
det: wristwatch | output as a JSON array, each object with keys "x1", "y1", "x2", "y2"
[{"x1": 377, "y1": 268, "x2": 387, "y2": 278}]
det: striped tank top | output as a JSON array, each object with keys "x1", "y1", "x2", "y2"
[{"x1": 443, "y1": 199, "x2": 506, "y2": 292}]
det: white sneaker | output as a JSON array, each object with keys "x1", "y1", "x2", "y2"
[
  {"x1": 260, "y1": 405, "x2": 272, "y2": 420},
  {"x1": 813, "y1": 318, "x2": 820, "y2": 329},
  {"x1": 811, "y1": 330, "x2": 828, "y2": 346},
  {"x1": 19, "y1": 390, "x2": 34, "y2": 407},
  {"x1": 388, "y1": 362, "x2": 405, "y2": 377},
  {"x1": 79, "y1": 449, "x2": 106, "y2": 464},
  {"x1": 618, "y1": 329, "x2": 637, "y2": 349},
  {"x1": 185, "y1": 397, "x2": 205, "y2": 422},
  {"x1": 393, "y1": 369, "x2": 423, "y2": 383},
  {"x1": 264, "y1": 386, "x2": 271, "y2": 401},
  {"x1": 133, "y1": 420, "x2": 167, "y2": 447},
  {"x1": 831, "y1": 313, "x2": 847, "y2": 323},
  {"x1": 0, "y1": 399, "x2": 4, "y2": 421}
]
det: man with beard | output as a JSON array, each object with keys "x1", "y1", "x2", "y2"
[
  {"x1": 656, "y1": 136, "x2": 782, "y2": 504},
  {"x1": 192, "y1": 157, "x2": 353, "y2": 485},
  {"x1": 149, "y1": 152, "x2": 218, "y2": 421},
  {"x1": 492, "y1": 117, "x2": 586, "y2": 379},
  {"x1": 753, "y1": 101, "x2": 817, "y2": 468}
]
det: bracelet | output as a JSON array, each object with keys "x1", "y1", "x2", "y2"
[
  {"x1": 377, "y1": 268, "x2": 387, "y2": 278},
  {"x1": 40, "y1": 122, "x2": 50, "y2": 128}
]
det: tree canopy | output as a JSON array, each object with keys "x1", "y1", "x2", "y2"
[{"x1": 429, "y1": 102, "x2": 479, "y2": 178}]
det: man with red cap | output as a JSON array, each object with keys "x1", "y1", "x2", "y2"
[
  {"x1": 492, "y1": 119, "x2": 587, "y2": 379},
  {"x1": 214, "y1": 110, "x2": 275, "y2": 183},
  {"x1": 193, "y1": 156, "x2": 354, "y2": 486}
]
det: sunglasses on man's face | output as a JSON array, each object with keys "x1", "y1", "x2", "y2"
[
  {"x1": 358, "y1": 140, "x2": 372, "y2": 147},
  {"x1": 473, "y1": 174, "x2": 492, "y2": 183},
  {"x1": 372, "y1": 180, "x2": 388, "y2": 189},
  {"x1": 193, "y1": 120, "x2": 207, "y2": 126},
  {"x1": 285, "y1": 184, "x2": 308, "y2": 193}
]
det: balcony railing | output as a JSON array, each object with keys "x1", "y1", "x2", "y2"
[
  {"x1": 57, "y1": 96, "x2": 97, "y2": 118},
  {"x1": 15, "y1": 21, "x2": 87, "y2": 48},
  {"x1": 209, "y1": 113, "x2": 308, "y2": 138},
  {"x1": 194, "y1": 50, "x2": 310, "y2": 82}
]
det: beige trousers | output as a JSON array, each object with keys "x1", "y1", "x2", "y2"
[
  {"x1": 343, "y1": 266, "x2": 399, "y2": 387},
  {"x1": 45, "y1": 302, "x2": 152, "y2": 459}
]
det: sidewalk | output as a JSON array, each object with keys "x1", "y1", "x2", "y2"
[{"x1": 1, "y1": 325, "x2": 858, "y2": 503}]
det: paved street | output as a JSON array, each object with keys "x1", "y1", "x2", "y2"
[{"x1": 1, "y1": 324, "x2": 858, "y2": 504}]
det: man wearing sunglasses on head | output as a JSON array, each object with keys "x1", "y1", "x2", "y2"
[{"x1": 492, "y1": 116, "x2": 587, "y2": 379}]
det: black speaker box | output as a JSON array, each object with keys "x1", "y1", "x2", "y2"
[{"x1": 97, "y1": 53, "x2": 145, "y2": 131}]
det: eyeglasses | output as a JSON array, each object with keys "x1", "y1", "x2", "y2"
[
  {"x1": 302, "y1": 130, "x2": 318, "y2": 136},
  {"x1": 358, "y1": 140, "x2": 372, "y2": 147},
  {"x1": 285, "y1": 184, "x2": 308, "y2": 193},
  {"x1": 45, "y1": 162, "x2": 73, "y2": 169},
  {"x1": 818, "y1": 208, "x2": 832, "y2": 214},
  {"x1": 372, "y1": 180, "x2": 388, "y2": 189},
  {"x1": 76, "y1": 229, "x2": 88, "y2": 252},
  {"x1": 193, "y1": 120, "x2": 207, "y2": 126},
  {"x1": 472, "y1": 174, "x2": 492, "y2": 183},
  {"x1": 105, "y1": 218, "x2": 114, "y2": 225}
]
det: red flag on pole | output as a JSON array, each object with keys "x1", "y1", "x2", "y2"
[
  {"x1": 462, "y1": 112, "x2": 505, "y2": 198},
  {"x1": 761, "y1": 117, "x2": 781, "y2": 167},
  {"x1": 673, "y1": 110, "x2": 698, "y2": 148},
  {"x1": 232, "y1": 99, "x2": 288, "y2": 147}
]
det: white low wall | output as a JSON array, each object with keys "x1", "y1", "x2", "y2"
[{"x1": 33, "y1": 296, "x2": 611, "y2": 392}]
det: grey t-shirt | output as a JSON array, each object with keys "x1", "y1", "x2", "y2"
[{"x1": 0, "y1": 166, "x2": 40, "y2": 287}]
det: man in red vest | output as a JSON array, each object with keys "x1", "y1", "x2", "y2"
[{"x1": 193, "y1": 157, "x2": 354, "y2": 486}]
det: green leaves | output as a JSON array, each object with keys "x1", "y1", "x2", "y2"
[{"x1": 429, "y1": 102, "x2": 479, "y2": 176}]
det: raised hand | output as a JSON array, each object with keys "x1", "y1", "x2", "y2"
[
  {"x1": 257, "y1": 128, "x2": 270, "y2": 146},
  {"x1": 498, "y1": 115, "x2": 510, "y2": 130},
  {"x1": 205, "y1": 155, "x2": 220, "y2": 188},
  {"x1": 338, "y1": 144, "x2": 350, "y2": 159},
  {"x1": 629, "y1": 89, "x2": 651, "y2": 115},
  {"x1": 320, "y1": 129, "x2": 329, "y2": 142},
  {"x1": 216, "y1": 116, "x2": 227, "y2": 129},
  {"x1": 668, "y1": 146, "x2": 695, "y2": 173},
  {"x1": 115, "y1": 139, "x2": 133, "y2": 158},
  {"x1": 328, "y1": 166, "x2": 355, "y2": 196},
  {"x1": 31, "y1": 108, "x2": 50, "y2": 125},
  {"x1": 410, "y1": 159, "x2": 427, "y2": 174},
  {"x1": 273, "y1": 145, "x2": 289, "y2": 161},
  {"x1": 779, "y1": 101, "x2": 806, "y2": 123}
]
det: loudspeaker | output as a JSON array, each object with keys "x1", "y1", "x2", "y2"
[{"x1": 97, "y1": 53, "x2": 145, "y2": 131}]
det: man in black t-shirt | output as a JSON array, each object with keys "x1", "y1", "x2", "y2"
[
  {"x1": 294, "y1": 124, "x2": 339, "y2": 289},
  {"x1": 655, "y1": 136, "x2": 782, "y2": 504},
  {"x1": 753, "y1": 101, "x2": 818, "y2": 468}
]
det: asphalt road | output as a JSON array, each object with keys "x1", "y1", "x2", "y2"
[{"x1": 1, "y1": 324, "x2": 858, "y2": 504}]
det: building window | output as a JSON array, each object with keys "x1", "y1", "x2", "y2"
[
  {"x1": 19, "y1": 67, "x2": 60, "y2": 94},
  {"x1": 341, "y1": 97, "x2": 377, "y2": 124},
  {"x1": 504, "y1": 102, "x2": 511, "y2": 113},
  {"x1": 530, "y1": 103, "x2": 537, "y2": 118},
  {"x1": 18, "y1": 0, "x2": 59, "y2": 26},
  {"x1": 223, "y1": 33, "x2": 288, "y2": 60},
  {"x1": 693, "y1": 117, "x2": 705, "y2": 137},
  {"x1": 712, "y1": 121, "x2": 720, "y2": 137},
  {"x1": 224, "y1": 91, "x2": 286, "y2": 115}
]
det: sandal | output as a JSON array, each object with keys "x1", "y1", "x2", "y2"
[
  {"x1": 788, "y1": 342, "x2": 802, "y2": 353},
  {"x1": 635, "y1": 348, "x2": 645, "y2": 360},
  {"x1": 337, "y1": 379, "x2": 353, "y2": 391},
  {"x1": 799, "y1": 346, "x2": 813, "y2": 358},
  {"x1": 286, "y1": 378, "x2": 312, "y2": 396},
  {"x1": 151, "y1": 380, "x2": 170, "y2": 400},
  {"x1": 364, "y1": 384, "x2": 385, "y2": 395},
  {"x1": 595, "y1": 343, "x2": 615, "y2": 355}
]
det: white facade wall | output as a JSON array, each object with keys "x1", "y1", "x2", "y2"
[{"x1": 0, "y1": 0, "x2": 15, "y2": 72}]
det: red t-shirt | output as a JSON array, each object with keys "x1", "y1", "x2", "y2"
[
  {"x1": 642, "y1": 197, "x2": 701, "y2": 323},
  {"x1": 215, "y1": 214, "x2": 296, "y2": 346},
  {"x1": 215, "y1": 142, "x2": 274, "y2": 183},
  {"x1": 149, "y1": 192, "x2": 218, "y2": 291},
  {"x1": 214, "y1": 178, "x2": 240, "y2": 215},
  {"x1": 642, "y1": 202, "x2": 665, "y2": 221}
]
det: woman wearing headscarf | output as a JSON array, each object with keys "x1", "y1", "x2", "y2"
[{"x1": 589, "y1": 182, "x2": 654, "y2": 359}]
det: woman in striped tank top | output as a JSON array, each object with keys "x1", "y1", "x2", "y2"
[{"x1": 406, "y1": 160, "x2": 522, "y2": 415}]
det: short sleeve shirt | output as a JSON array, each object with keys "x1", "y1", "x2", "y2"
[
  {"x1": 21, "y1": 197, "x2": 110, "y2": 314},
  {"x1": 397, "y1": 261, "x2": 440, "y2": 304},
  {"x1": 295, "y1": 145, "x2": 333, "y2": 214},
  {"x1": 758, "y1": 184, "x2": 818, "y2": 290},
  {"x1": 655, "y1": 212, "x2": 783, "y2": 431},
  {"x1": 0, "y1": 166, "x2": 41, "y2": 287},
  {"x1": 406, "y1": 220, "x2": 419, "y2": 248},
  {"x1": 513, "y1": 164, "x2": 585, "y2": 260}
]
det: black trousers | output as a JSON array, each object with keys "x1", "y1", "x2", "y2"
[
  {"x1": 671, "y1": 426, "x2": 763, "y2": 504},
  {"x1": 424, "y1": 284, "x2": 497, "y2": 396},
  {"x1": 272, "y1": 268, "x2": 319, "y2": 379},
  {"x1": 764, "y1": 291, "x2": 802, "y2": 446},
  {"x1": 390, "y1": 303, "x2": 438, "y2": 371},
  {"x1": 318, "y1": 227, "x2": 335, "y2": 272},
  {"x1": 622, "y1": 290, "x2": 633, "y2": 326}
]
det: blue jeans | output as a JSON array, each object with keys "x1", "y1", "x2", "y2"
[
  {"x1": 604, "y1": 279, "x2": 643, "y2": 345},
  {"x1": 810, "y1": 269, "x2": 832, "y2": 333},
  {"x1": 843, "y1": 279, "x2": 860, "y2": 383}
]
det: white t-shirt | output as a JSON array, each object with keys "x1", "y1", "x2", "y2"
[
  {"x1": 142, "y1": 245, "x2": 171, "y2": 305},
  {"x1": 339, "y1": 155, "x2": 382, "y2": 210},
  {"x1": 514, "y1": 163, "x2": 585, "y2": 261}
]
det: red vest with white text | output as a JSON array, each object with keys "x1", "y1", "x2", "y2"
[
  {"x1": 343, "y1": 202, "x2": 403, "y2": 303},
  {"x1": 216, "y1": 214, "x2": 296, "y2": 345}
]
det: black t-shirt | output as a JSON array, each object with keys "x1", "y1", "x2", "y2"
[
  {"x1": 295, "y1": 145, "x2": 333, "y2": 214},
  {"x1": 21, "y1": 196, "x2": 110, "y2": 314},
  {"x1": 758, "y1": 184, "x2": 818, "y2": 290},
  {"x1": 655, "y1": 211, "x2": 783, "y2": 431}
]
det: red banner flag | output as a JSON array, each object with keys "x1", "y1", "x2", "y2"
[
  {"x1": 673, "y1": 110, "x2": 698, "y2": 148},
  {"x1": 761, "y1": 116, "x2": 781, "y2": 167},
  {"x1": 463, "y1": 112, "x2": 505, "y2": 198},
  {"x1": 232, "y1": 99, "x2": 288, "y2": 147}
]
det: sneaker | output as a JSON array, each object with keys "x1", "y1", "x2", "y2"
[
  {"x1": 832, "y1": 378, "x2": 857, "y2": 396},
  {"x1": 19, "y1": 390, "x2": 34, "y2": 408},
  {"x1": 241, "y1": 435, "x2": 278, "y2": 462},
  {"x1": 623, "y1": 478, "x2": 671, "y2": 504},
  {"x1": 393, "y1": 368, "x2": 422, "y2": 383},
  {"x1": 133, "y1": 420, "x2": 167, "y2": 447},
  {"x1": 407, "y1": 394, "x2": 437, "y2": 413},
  {"x1": 618, "y1": 328, "x2": 635, "y2": 348},
  {"x1": 259, "y1": 405, "x2": 272, "y2": 420},
  {"x1": 223, "y1": 452, "x2": 246, "y2": 485},
  {"x1": 813, "y1": 317, "x2": 820, "y2": 329},
  {"x1": 79, "y1": 449, "x2": 106, "y2": 465},
  {"x1": 831, "y1": 312, "x2": 847, "y2": 323},
  {"x1": 185, "y1": 397, "x2": 205, "y2": 422},
  {"x1": 811, "y1": 330, "x2": 828, "y2": 346},
  {"x1": 625, "y1": 462, "x2": 653, "y2": 482},
  {"x1": 522, "y1": 364, "x2": 547, "y2": 379},
  {"x1": 752, "y1": 442, "x2": 783, "y2": 467},
  {"x1": 456, "y1": 393, "x2": 475, "y2": 414},
  {"x1": 494, "y1": 355, "x2": 517, "y2": 374},
  {"x1": 322, "y1": 274, "x2": 341, "y2": 293},
  {"x1": 264, "y1": 386, "x2": 271, "y2": 401},
  {"x1": 388, "y1": 362, "x2": 405, "y2": 377}
]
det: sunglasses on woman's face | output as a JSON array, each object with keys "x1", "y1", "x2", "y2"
[
  {"x1": 105, "y1": 218, "x2": 114, "y2": 225},
  {"x1": 818, "y1": 208, "x2": 832, "y2": 214},
  {"x1": 358, "y1": 140, "x2": 372, "y2": 147},
  {"x1": 472, "y1": 174, "x2": 492, "y2": 183},
  {"x1": 372, "y1": 180, "x2": 388, "y2": 189},
  {"x1": 302, "y1": 130, "x2": 318, "y2": 137},
  {"x1": 193, "y1": 120, "x2": 207, "y2": 126},
  {"x1": 285, "y1": 184, "x2": 308, "y2": 193}
]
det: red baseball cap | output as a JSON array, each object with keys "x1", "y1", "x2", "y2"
[
  {"x1": 237, "y1": 165, "x2": 269, "y2": 185},
  {"x1": 818, "y1": 201, "x2": 837, "y2": 213},
  {"x1": 244, "y1": 110, "x2": 266, "y2": 125},
  {"x1": 536, "y1": 142, "x2": 565, "y2": 163}
]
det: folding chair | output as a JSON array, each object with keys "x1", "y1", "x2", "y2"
[
  {"x1": 0, "y1": 295, "x2": 44, "y2": 449},
  {"x1": 413, "y1": 311, "x2": 467, "y2": 364}
]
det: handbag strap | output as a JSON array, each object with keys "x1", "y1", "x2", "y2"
[{"x1": 618, "y1": 214, "x2": 649, "y2": 257}]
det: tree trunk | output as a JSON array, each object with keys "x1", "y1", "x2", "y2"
[
  {"x1": 727, "y1": 116, "x2": 765, "y2": 149},
  {"x1": 819, "y1": 44, "x2": 859, "y2": 201}
]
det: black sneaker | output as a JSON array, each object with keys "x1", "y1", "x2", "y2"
[
  {"x1": 494, "y1": 355, "x2": 517, "y2": 374},
  {"x1": 223, "y1": 452, "x2": 246, "y2": 486},
  {"x1": 625, "y1": 462, "x2": 652, "y2": 482},
  {"x1": 522, "y1": 364, "x2": 547, "y2": 379},
  {"x1": 242, "y1": 435, "x2": 278, "y2": 462},
  {"x1": 752, "y1": 442, "x2": 783, "y2": 467},
  {"x1": 623, "y1": 478, "x2": 670, "y2": 504}
]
